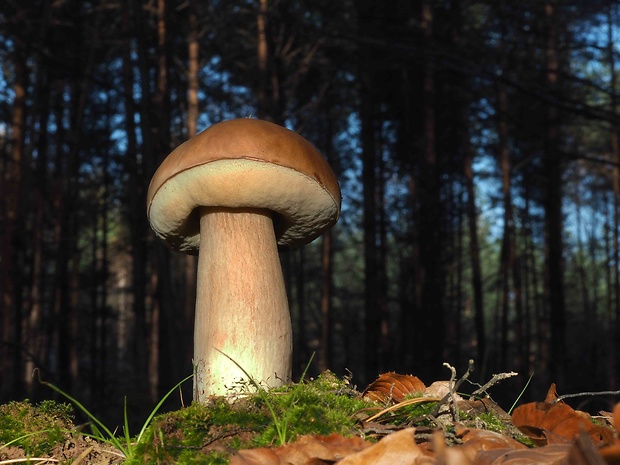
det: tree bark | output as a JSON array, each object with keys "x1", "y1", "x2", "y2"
[
  {"x1": 126, "y1": 0, "x2": 152, "y2": 398},
  {"x1": 414, "y1": 0, "x2": 444, "y2": 377},
  {"x1": 256, "y1": 0, "x2": 271, "y2": 120},
  {"x1": 463, "y1": 128, "x2": 485, "y2": 367},
  {"x1": 542, "y1": 0, "x2": 566, "y2": 385},
  {"x1": 607, "y1": 0, "x2": 620, "y2": 386},
  {"x1": 0, "y1": 41, "x2": 27, "y2": 398}
]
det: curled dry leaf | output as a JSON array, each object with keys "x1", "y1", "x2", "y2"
[
  {"x1": 545, "y1": 383, "x2": 560, "y2": 403},
  {"x1": 362, "y1": 372, "x2": 426, "y2": 404},
  {"x1": 337, "y1": 428, "x2": 434, "y2": 465},
  {"x1": 475, "y1": 444, "x2": 573, "y2": 465},
  {"x1": 229, "y1": 433, "x2": 370, "y2": 465},
  {"x1": 598, "y1": 403, "x2": 620, "y2": 465},
  {"x1": 454, "y1": 425, "x2": 528, "y2": 463},
  {"x1": 511, "y1": 401, "x2": 615, "y2": 447},
  {"x1": 425, "y1": 381, "x2": 464, "y2": 402},
  {"x1": 476, "y1": 431, "x2": 608, "y2": 465}
]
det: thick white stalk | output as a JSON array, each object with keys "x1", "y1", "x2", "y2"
[{"x1": 193, "y1": 207, "x2": 292, "y2": 400}]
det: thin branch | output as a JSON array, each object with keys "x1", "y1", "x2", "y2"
[
  {"x1": 470, "y1": 371, "x2": 518, "y2": 398},
  {"x1": 431, "y1": 360, "x2": 475, "y2": 419},
  {"x1": 552, "y1": 389, "x2": 620, "y2": 404}
]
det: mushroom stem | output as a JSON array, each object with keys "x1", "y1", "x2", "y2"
[{"x1": 193, "y1": 206, "x2": 292, "y2": 399}]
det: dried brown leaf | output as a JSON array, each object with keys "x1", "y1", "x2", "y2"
[
  {"x1": 337, "y1": 427, "x2": 434, "y2": 465},
  {"x1": 229, "y1": 434, "x2": 370, "y2": 465},
  {"x1": 475, "y1": 431, "x2": 607, "y2": 465},
  {"x1": 455, "y1": 425, "x2": 528, "y2": 462},
  {"x1": 475, "y1": 444, "x2": 572, "y2": 465},
  {"x1": 545, "y1": 383, "x2": 560, "y2": 403},
  {"x1": 598, "y1": 403, "x2": 620, "y2": 465},
  {"x1": 512, "y1": 402, "x2": 615, "y2": 447},
  {"x1": 599, "y1": 443, "x2": 620, "y2": 465},
  {"x1": 363, "y1": 373, "x2": 426, "y2": 404},
  {"x1": 229, "y1": 448, "x2": 281, "y2": 465}
]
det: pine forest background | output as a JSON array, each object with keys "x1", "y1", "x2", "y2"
[{"x1": 2, "y1": 0, "x2": 620, "y2": 423}]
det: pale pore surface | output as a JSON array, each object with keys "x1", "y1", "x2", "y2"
[
  {"x1": 193, "y1": 207, "x2": 292, "y2": 399},
  {"x1": 148, "y1": 159, "x2": 340, "y2": 252}
]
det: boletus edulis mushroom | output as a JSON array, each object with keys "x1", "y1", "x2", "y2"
[{"x1": 146, "y1": 118, "x2": 341, "y2": 400}]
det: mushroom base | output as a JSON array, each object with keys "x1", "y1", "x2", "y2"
[{"x1": 193, "y1": 206, "x2": 292, "y2": 400}]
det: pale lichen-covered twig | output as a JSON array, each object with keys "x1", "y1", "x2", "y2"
[
  {"x1": 470, "y1": 371, "x2": 518, "y2": 398},
  {"x1": 431, "y1": 359, "x2": 475, "y2": 420}
]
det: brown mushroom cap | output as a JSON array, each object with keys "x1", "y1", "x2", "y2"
[{"x1": 147, "y1": 118, "x2": 341, "y2": 254}]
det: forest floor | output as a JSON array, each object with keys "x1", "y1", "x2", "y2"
[{"x1": 1, "y1": 369, "x2": 619, "y2": 465}]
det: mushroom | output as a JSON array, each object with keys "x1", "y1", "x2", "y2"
[{"x1": 146, "y1": 118, "x2": 341, "y2": 400}]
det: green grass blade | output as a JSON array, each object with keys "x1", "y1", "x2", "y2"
[
  {"x1": 0, "y1": 429, "x2": 55, "y2": 451},
  {"x1": 298, "y1": 352, "x2": 315, "y2": 384},
  {"x1": 123, "y1": 397, "x2": 132, "y2": 450},
  {"x1": 508, "y1": 373, "x2": 533, "y2": 415},
  {"x1": 38, "y1": 375, "x2": 127, "y2": 456},
  {"x1": 135, "y1": 373, "x2": 194, "y2": 444}
]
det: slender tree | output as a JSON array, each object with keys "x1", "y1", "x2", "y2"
[{"x1": 542, "y1": 0, "x2": 567, "y2": 385}]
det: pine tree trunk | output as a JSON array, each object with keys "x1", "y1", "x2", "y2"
[
  {"x1": 542, "y1": 0, "x2": 566, "y2": 385},
  {"x1": 607, "y1": 0, "x2": 620, "y2": 387},
  {"x1": 0, "y1": 45, "x2": 26, "y2": 398}
]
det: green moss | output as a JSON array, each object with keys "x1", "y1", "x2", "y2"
[
  {"x1": 472, "y1": 411, "x2": 508, "y2": 433},
  {"x1": 0, "y1": 400, "x2": 74, "y2": 456},
  {"x1": 254, "y1": 374, "x2": 368, "y2": 444},
  {"x1": 126, "y1": 372, "x2": 370, "y2": 464}
]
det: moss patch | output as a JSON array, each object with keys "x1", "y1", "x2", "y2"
[
  {"x1": 126, "y1": 371, "x2": 370, "y2": 464},
  {"x1": 0, "y1": 400, "x2": 74, "y2": 456}
]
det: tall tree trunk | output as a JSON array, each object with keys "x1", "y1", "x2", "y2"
[
  {"x1": 497, "y1": 84, "x2": 524, "y2": 372},
  {"x1": 318, "y1": 230, "x2": 333, "y2": 372},
  {"x1": 542, "y1": 0, "x2": 566, "y2": 385},
  {"x1": 360, "y1": 94, "x2": 380, "y2": 379},
  {"x1": 24, "y1": 0, "x2": 52, "y2": 396},
  {"x1": 414, "y1": 0, "x2": 444, "y2": 377},
  {"x1": 318, "y1": 119, "x2": 336, "y2": 373},
  {"x1": 256, "y1": 0, "x2": 271, "y2": 120},
  {"x1": 54, "y1": 73, "x2": 83, "y2": 393},
  {"x1": 355, "y1": 0, "x2": 384, "y2": 379},
  {"x1": 398, "y1": 66, "x2": 421, "y2": 372},
  {"x1": 126, "y1": 0, "x2": 151, "y2": 399},
  {"x1": 0, "y1": 42, "x2": 27, "y2": 398},
  {"x1": 176, "y1": 0, "x2": 198, "y2": 393},
  {"x1": 149, "y1": 0, "x2": 171, "y2": 400},
  {"x1": 607, "y1": 0, "x2": 620, "y2": 386},
  {"x1": 187, "y1": 0, "x2": 199, "y2": 140},
  {"x1": 463, "y1": 127, "x2": 485, "y2": 368}
]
